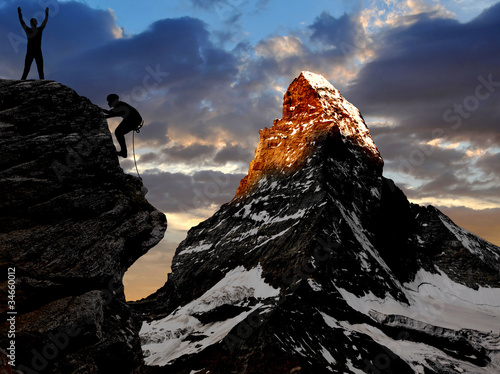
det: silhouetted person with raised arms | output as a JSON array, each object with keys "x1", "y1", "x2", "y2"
[
  {"x1": 18, "y1": 7, "x2": 49, "y2": 80},
  {"x1": 103, "y1": 94, "x2": 143, "y2": 158}
]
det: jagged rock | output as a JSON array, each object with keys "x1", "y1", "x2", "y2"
[
  {"x1": 134, "y1": 72, "x2": 500, "y2": 373},
  {"x1": 236, "y1": 71, "x2": 382, "y2": 197},
  {"x1": 0, "y1": 79, "x2": 167, "y2": 373}
]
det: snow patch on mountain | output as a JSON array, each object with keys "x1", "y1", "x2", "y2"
[
  {"x1": 337, "y1": 267, "x2": 500, "y2": 333},
  {"x1": 140, "y1": 264, "x2": 280, "y2": 367},
  {"x1": 340, "y1": 320, "x2": 499, "y2": 374},
  {"x1": 300, "y1": 71, "x2": 379, "y2": 159},
  {"x1": 439, "y1": 212, "x2": 500, "y2": 263},
  {"x1": 179, "y1": 241, "x2": 212, "y2": 256}
]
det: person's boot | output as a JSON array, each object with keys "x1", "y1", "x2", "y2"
[{"x1": 116, "y1": 150, "x2": 127, "y2": 158}]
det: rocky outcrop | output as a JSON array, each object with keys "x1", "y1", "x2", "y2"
[
  {"x1": 135, "y1": 72, "x2": 500, "y2": 373},
  {"x1": 0, "y1": 80, "x2": 167, "y2": 373}
]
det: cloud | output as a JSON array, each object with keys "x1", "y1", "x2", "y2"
[
  {"x1": 344, "y1": 3, "x2": 500, "y2": 208},
  {"x1": 476, "y1": 151, "x2": 500, "y2": 176},
  {"x1": 52, "y1": 16, "x2": 239, "y2": 104},
  {"x1": 255, "y1": 35, "x2": 306, "y2": 62},
  {"x1": 134, "y1": 120, "x2": 171, "y2": 146},
  {"x1": 349, "y1": 3, "x2": 500, "y2": 140},
  {"x1": 188, "y1": 0, "x2": 270, "y2": 23},
  {"x1": 141, "y1": 169, "x2": 245, "y2": 213},
  {"x1": 162, "y1": 143, "x2": 217, "y2": 163},
  {"x1": 359, "y1": 0, "x2": 455, "y2": 31},
  {"x1": 246, "y1": 11, "x2": 375, "y2": 95},
  {"x1": 4, "y1": 0, "x2": 499, "y2": 216},
  {"x1": 213, "y1": 143, "x2": 254, "y2": 165},
  {"x1": 309, "y1": 11, "x2": 370, "y2": 53}
]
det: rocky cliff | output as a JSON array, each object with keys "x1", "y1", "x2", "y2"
[
  {"x1": 0, "y1": 80, "x2": 167, "y2": 373},
  {"x1": 135, "y1": 72, "x2": 500, "y2": 373}
]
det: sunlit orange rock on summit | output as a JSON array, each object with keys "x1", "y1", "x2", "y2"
[{"x1": 236, "y1": 71, "x2": 383, "y2": 197}]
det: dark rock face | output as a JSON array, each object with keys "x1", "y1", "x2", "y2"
[
  {"x1": 135, "y1": 72, "x2": 500, "y2": 373},
  {"x1": 0, "y1": 80, "x2": 167, "y2": 373}
]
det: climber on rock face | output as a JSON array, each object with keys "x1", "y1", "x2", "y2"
[
  {"x1": 102, "y1": 94, "x2": 143, "y2": 158},
  {"x1": 18, "y1": 7, "x2": 49, "y2": 80}
]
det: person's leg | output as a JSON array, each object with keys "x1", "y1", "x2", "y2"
[
  {"x1": 21, "y1": 50, "x2": 34, "y2": 80},
  {"x1": 114, "y1": 119, "x2": 136, "y2": 157},
  {"x1": 34, "y1": 50, "x2": 44, "y2": 79},
  {"x1": 115, "y1": 123, "x2": 128, "y2": 158}
]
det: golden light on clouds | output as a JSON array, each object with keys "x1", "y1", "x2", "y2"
[
  {"x1": 107, "y1": 8, "x2": 124, "y2": 39},
  {"x1": 409, "y1": 196, "x2": 500, "y2": 210},
  {"x1": 361, "y1": 0, "x2": 455, "y2": 31},
  {"x1": 255, "y1": 35, "x2": 305, "y2": 61}
]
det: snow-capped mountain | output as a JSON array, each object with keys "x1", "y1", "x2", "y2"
[{"x1": 134, "y1": 72, "x2": 500, "y2": 373}]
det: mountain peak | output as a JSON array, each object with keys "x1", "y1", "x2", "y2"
[
  {"x1": 134, "y1": 72, "x2": 500, "y2": 374},
  {"x1": 235, "y1": 71, "x2": 382, "y2": 197},
  {"x1": 299, "y1": 70, "x2": 336, "y2": 91}
]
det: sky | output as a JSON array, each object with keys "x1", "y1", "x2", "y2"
[{"x1": 2, "y1": 0, "x2": 500, "y2": 301}]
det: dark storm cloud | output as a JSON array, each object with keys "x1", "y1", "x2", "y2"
[
  {"x1": 476, "y1": 151, "x2": 500, "y2": 176},
  {"x1": 309, "y1": 11, "x2": 369, "y2": 53},
  {"x1": 162, "y1": 143, "x2": 217, "y2": 163},
  {"x1": 372, "y1": 132, "x2": 466, "y2": 176},
  {"x1": 53, "y1": 16, "x2": 239, "y2": 105},
  {"x1": 141, "y1": 169, "x2": 245, "y2": 213},
  {"x1": 135, "y1": 121, "x2": 171, "y2": 146},
  {"x1": 347, "y1": 3, "x2": 500, "y2": 141},
  {"x1": 402, "y1": 164, "x2": 500, "y2": 204},
  {"x1": 138, "y1": 152, "x2": 161, "y2": 164},
  {"x1": 1, "y1": 0, "x2": 239, "y2": 105},
  {"x1": 213, "y1": 143, "x2": 254, "y2": 165},
  {"x1": 343, "y1": 4, "x2": 500, "y2": 205},
  {"x1": 139, "y1": 142, "x2": 253, "y2": 167}
]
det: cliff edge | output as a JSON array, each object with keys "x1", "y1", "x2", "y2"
[{"x1": 0, "y1": 79, "x2": 167, "y2": 373}]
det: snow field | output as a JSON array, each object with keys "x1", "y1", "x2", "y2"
[{"x1": 140, "y1": 265, "x2": 280, "y2": 366}]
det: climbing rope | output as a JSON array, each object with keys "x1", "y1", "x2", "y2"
[{"x1": 132, "y1": 120, "x2": 144, "y2": 180}]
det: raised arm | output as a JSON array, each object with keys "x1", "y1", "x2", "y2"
[
  {"x1": 40, "y1": 7, "x2": 49, "y2": 29},
  {"x1": 18, "y1": 7, "x2": 27, "y2": 31}
]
